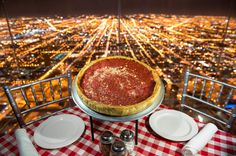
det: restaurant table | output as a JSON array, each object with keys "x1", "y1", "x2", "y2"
[{"x1": 0, "y1": 105, "x2": 235, "y2": 156}]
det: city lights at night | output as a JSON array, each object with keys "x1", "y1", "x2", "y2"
[
  {"x1": 0, "y1": 0, "x2": 236, "y2": 155},
  {"x1": 0, "y1": 14, "x2": 235, "y2": 133}
]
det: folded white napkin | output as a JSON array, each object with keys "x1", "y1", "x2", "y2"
[
  {"x1": 181, "y1": 123, "x2": 218, "y2": 156},
  {"x1": 15, "y1": 128, "x2": 39, "y2": 156}
]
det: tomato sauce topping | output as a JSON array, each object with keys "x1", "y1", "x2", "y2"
[{"x1": 80, "y1": 58, "x2": 155, "y2": 105}]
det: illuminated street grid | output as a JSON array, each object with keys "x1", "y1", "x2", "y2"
[{"x1": 0, "y1": 14, "x2": 235, "y2": 132}]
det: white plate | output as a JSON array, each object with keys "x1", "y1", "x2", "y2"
[
  {"x1": 149, "y1": 109, "x2": 198, "y2": 141},
  {"x1": 34, "y1": 114, "x2": 85, "y2": 149}
]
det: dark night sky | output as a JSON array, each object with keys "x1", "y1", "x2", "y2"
[{"x1": 1, "y1": 0, "x2": 235, "y2": 17}]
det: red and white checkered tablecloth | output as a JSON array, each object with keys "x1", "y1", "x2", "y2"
[{"x1": 0, "y1": 105, "x2": 235, "y2": 156}]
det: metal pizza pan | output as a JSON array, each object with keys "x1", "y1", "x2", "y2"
[{"x1": 71, "y1": 76, "x2": 165, "y2": 122}]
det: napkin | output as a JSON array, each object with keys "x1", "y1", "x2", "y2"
[
  {"x1": 15, "y1": 128, "x2": 39, "y2": 156},
  {"x1": 181, "y1": 123, "x2": 218, "y2": 156}
]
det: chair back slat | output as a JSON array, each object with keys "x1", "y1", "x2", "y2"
[
  {"x1": 207, "y1": 82, "x2": 215, "y2": 102},
  {"x1": 180, "y1": 71, "x2": 189, "y2": 112},
  {"x1": 49, "y1": 80, "x2": 55, "y2": 100},
  {"x1": 58, "y1": 78, "x2": 63, "y2": 99},
  {"x1": 224, "y1": 88, "x2": 233, "y2": 106},
  {"x1": 199, "y1": 79, "x2": 206, "y2": 99},
  {"x1": 39, "y1": 82, "x2": 47, "y2": 103},
  {"x1": 216, "y1": 85, "x2": 224, "y2": 104},
  {"x1": 30, "y1": 85, "x2": 39, "y2": 105},
  {"x1": 20, "y1": 88, "x2": 30, "y2": 108},
  {"x1": 181, "y1": 69, "x2": 236, "y2": 131},
  {"x1": 3, "y1": 71, "x2": 72, "y2": 128},
  {"x1": 67, "y1": 71, "x2": 72, "y2": 97},
  {"x1": 192, "y1": 77, "x2": 198, "y2": 97}
]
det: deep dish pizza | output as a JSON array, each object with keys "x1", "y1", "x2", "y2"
[{"x1": 76, "y1": 56, "x2": 161, "y2": 116}]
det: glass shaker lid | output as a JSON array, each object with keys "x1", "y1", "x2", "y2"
[
  {"x1": 111, "y1": 141, "x2": 126, "y2": 152},
  {"x1": 101, "y1": 131, "x2": 113, "y2": 143},
  {"x1": 120, "y1": 129, "x2": 134, "y2": 142}
]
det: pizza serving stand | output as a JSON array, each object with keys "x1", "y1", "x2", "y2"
[{"x1": 71, "y1": 77, "x2": 165, "y2": 145}]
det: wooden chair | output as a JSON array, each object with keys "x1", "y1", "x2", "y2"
[
  {"x1": 3, "y1": 71, "x2": 72, "y2": 127},
  {"x1": 180, "y1": 69, "x2": 236, "y2": 132}
]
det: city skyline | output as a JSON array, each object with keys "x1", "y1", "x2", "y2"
[{"x1": 0, "y1": 15, "x2": 235, "y2": 82}]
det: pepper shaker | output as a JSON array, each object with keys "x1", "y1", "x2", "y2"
[
  {"x1": 120, "y1": 129, "x2": 135, "y2": 156},
  {"x1": 110, "y1": 140, "x2": 127, "y2": 156},
  {"x1": 99, "y1": 131, "x2": 114, "y2": 156}
]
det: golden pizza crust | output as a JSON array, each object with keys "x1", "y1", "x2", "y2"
[{"x1": 76, "y1": 56, "x2": 162, "y2": 116}]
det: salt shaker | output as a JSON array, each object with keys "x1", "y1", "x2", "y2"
[
  {"x1": 110, "y1": 140, "x2": 127, "y2": 156},
  {"x1": 99, "y1": 131, "x2": 114, "y2": 156},
  {"x1": 120, "y1": 129, "x2": 135, "y2": 156}
]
